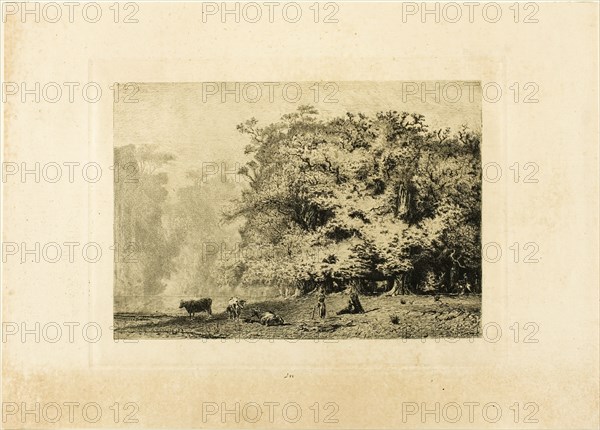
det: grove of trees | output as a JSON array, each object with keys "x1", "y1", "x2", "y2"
[
  {"x1": 218, "y1": 105, "x2": 482, "y2": 296},
  {"x1": 114, "y1": 105, "x2": 482, "y2": 308}
]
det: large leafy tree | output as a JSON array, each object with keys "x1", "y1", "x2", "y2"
[{"x1": 223, "y1": 106, "x2": 481, "y2": 295}]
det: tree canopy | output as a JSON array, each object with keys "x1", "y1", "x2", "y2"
[
  {"x1": 114, "y1": 106, "x2": 482, "y2": 308},
  {"x1": 220, "y1": 106, "x2": 482, "y2": 295}
]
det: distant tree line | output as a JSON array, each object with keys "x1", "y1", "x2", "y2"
[{"x1": 114, "y1": 144, "x2": 241, "y2": 305}]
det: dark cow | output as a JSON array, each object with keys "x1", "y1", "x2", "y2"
[
  {"x1": 251, "y1": 308, "x2": 284, "y2": 326},
  {"x1": 179, "y1": 298, "x2": 212, "y2": 318}
]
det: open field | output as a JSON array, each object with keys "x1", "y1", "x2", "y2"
[{"x1": 114, "y1": 293, "x2": 481, "y2": 340}]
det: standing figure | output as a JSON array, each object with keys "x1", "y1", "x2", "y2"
[{"x1": 312, "y1": 290, "x2": 327, "y2": 319}]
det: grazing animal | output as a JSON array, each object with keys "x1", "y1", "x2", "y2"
[
  {"x1": 251, "y1": 308, "x2": 284, "y2": 326},
  {"x1": 179, "y1": 298, "x2": 212, "y2": 318},
  {"x1": 312, "y1": 292, "x2": 326, "y2": 319},
  {"x1": 226, "y1": 297, "x2": 246, "y2": 320}
]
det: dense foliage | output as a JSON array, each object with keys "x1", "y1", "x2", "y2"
[
  {"x1": 220, "y1": 106, "x2": 482, "y2": 295},
  {"x1": 114, "y1": 106, "x2": 482, "y2": 304}
]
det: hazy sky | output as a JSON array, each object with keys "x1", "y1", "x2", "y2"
[{"x1": 114, "y1": 81, "x2": 481, "y2": 190}]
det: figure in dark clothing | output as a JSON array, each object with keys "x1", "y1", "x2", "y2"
[
  {"x1": 312, "y1": 290, "x2": 326, "y2": 319},
  {"x1": 336, "y1": 290, "x2": 365, "y2": 315},
  {"x1": 349, "y1": 290, "x2": 365, "y2": 313}
]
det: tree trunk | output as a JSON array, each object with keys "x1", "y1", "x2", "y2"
[
  {"x1": 385, "y1": 277, "x2": 395, "y2": 293},
  {"x1": 293, "y1": 280, "x2": 307, "y2": 297},
  {"x1": 388, "y1": 274, "x2": 411, "y2": 296},
  {"x1": 473, "y1": 271, "x2": 481, "y2": 293},
  {"x1": 350, "y1": 292, "x2": 365, "y2": 313},
  {"x1": 400, "y1": 273, "x2": 412, "y2": 295},
  {"x1": 394, "y1": 183, "x2": 409, "y2": 219}
]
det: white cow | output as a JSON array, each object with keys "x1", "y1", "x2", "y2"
[{"x1": 226, "y1": 297, "x2": 246, "y2": 320}]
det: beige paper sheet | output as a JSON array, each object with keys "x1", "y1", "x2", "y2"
[{"x1": 2, "y1": 2, "x2": 599, "y2": 429}]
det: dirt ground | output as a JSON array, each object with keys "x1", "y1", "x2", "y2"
[{"x1": 114, "y1": 293, "x2": 481, "y2": 340}]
